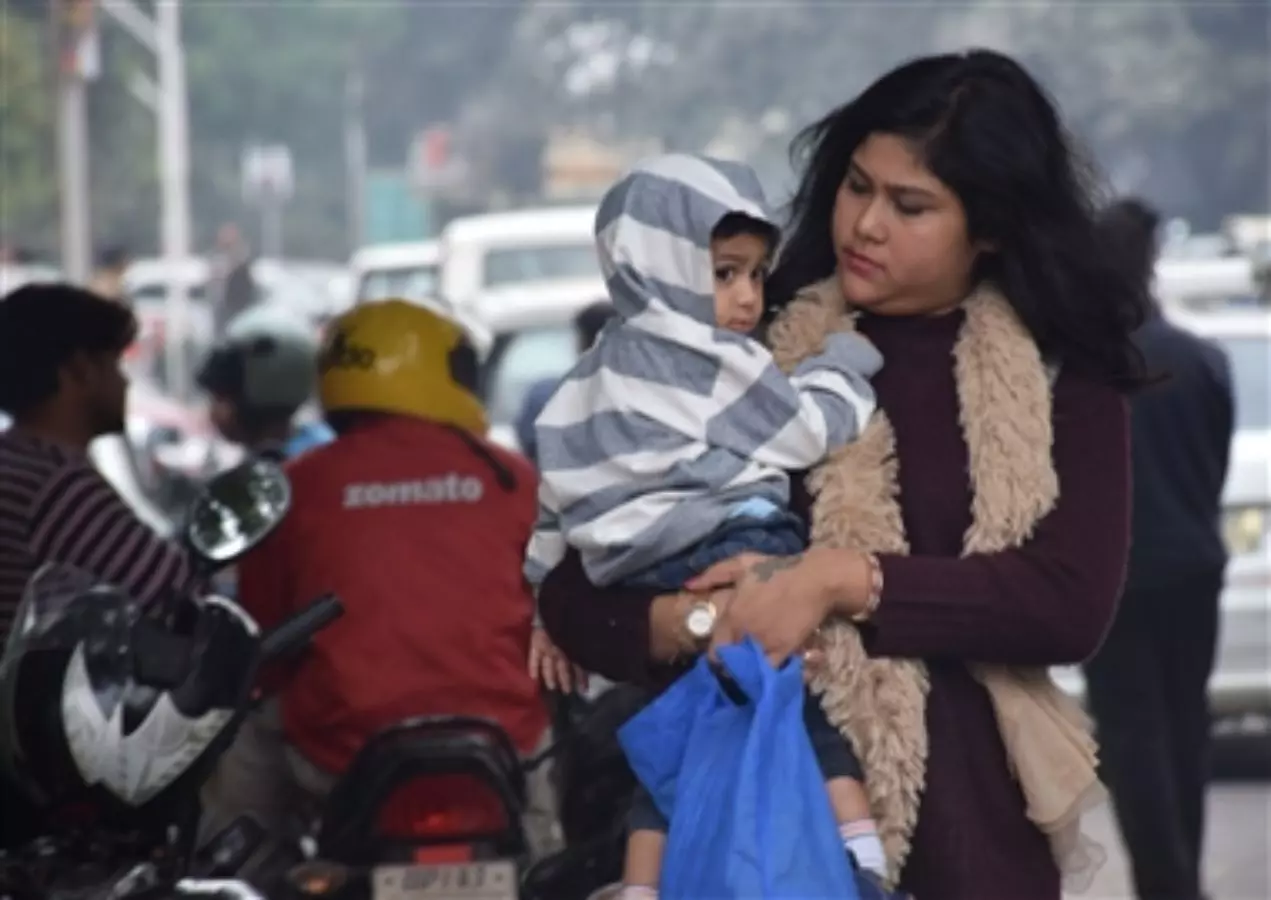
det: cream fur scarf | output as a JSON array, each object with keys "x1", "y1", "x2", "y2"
[{"x1": 767, "y1": 277, "x2": 1108, "y2": 891}]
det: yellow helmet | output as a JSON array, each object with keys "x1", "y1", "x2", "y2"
[{"x1": 318, "y1": 298, "x2": 487, "y2": 434}]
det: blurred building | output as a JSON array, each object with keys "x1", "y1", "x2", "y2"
[{"x1": 541, "y1": 131, "x2": 660, "y2": 202}]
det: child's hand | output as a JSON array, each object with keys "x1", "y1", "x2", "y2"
[
  {"x1": 801, "y1": 627, "x2": 828, "y2": 684},
  {"x1": 802, "y1": 647, "x2": 828, "y2": 683},
  {"x1": 529, "y1": 625, "x2": 590, "y2": 694}
]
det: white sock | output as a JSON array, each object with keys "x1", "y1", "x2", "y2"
[
  {"x1": 840, "y1": 819, "x2": 887, "y2": 878},
  {"x1": 615, "y1": 887, "x2": 659, "y2": 900}
]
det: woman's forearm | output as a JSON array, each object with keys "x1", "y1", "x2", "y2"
[
  {"x1": 810, "y1": 509, "x2": 1125, "y2": 667},
  {"x1": 813, "y1": 542, "x2": 1119, "y2": 666},
  {"x1": 538, "y1": 548, "x2": 694, "y2": 684},
  {"x1": 538, "y1": 549, "x2": 660, "y2": 682},
  {"x1": 859, "y1": 549, "x2": 1120, "y2": 665}
]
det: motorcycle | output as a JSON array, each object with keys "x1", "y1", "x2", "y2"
[
  {"x1": 0, "y1": 457, "x2": 344, "y2": 900},
  {"x1": 271, "y1": 682, "x2": 650, "y2": 900},
  {"x1": 0, "y1": 456, "x2": 645, "y2": 900}
]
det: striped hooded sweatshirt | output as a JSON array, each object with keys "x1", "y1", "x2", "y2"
[{"x1": 524, "y1": 154, "x2": 882, "y2": 588}]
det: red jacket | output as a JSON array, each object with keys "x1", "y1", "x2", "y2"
[{"x1": 238, "y1": 416, "x2": 547, "y2": 774}]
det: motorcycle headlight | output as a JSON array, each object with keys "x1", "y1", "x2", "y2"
[{"x1": 1223, "y1": 505, "x2": 1269, "y2": 556}]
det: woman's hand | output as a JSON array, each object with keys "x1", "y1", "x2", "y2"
[
  {"x1": 687, "y1": 547, "x2": 851, "y2": 667},
  {"x1": 647, "y1": 585, "x2": 737, "y2": 663},
  {"x1": 529, "y1": 625, "x2": 589, "y2": 694}
]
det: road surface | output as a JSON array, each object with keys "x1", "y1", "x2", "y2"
[{"x1": 1067, "y1": 782, "x2": 1269, "y2": 900}]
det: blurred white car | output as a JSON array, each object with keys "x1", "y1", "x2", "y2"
[
  {"x1": 1053, "y1": 306, "x2": 1271, "y2": 736},
  {"x1": 123, "y1": 256, "x2": 333, "y2": 329},
  {"x1": 122, "y1": 256, "x2": 333, "y2": 399},
  {"x1": 252, "y1": 258, "x2": 348, "y2": 324},
  {"x1": 1156, "y1": 256, "x2": 1259, "y2": 311},
  {"x1": 468, "y1": 278, "x2": 609, "y2": 453},
  {"x1": 349, "y1": 241, "x2": 441, "y2": 306},
  {"x1": 0, "y1": 263, "x2": 62, "y2": 295},
  {"x1": 272, "y1": 259, "x2": 354, "y2": 318},
  {"x1": 439, "y1": 206, "x2": 599, "y2": 309}
]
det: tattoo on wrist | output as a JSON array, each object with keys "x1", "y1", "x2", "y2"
[{"x1": 751, "y1": 553, "x2": 803, "y2": 583}]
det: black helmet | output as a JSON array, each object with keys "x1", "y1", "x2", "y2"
[{"x1": 0, "y1": 564, "x2": 259, "y2": 825}]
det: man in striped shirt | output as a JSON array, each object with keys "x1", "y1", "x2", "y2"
[{"x1": 0, "y1": 283, "x2": 192, "y2": 645}]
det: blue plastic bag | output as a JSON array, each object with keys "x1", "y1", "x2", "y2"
[{"x1": 619, "y1": 638, "x2": 858, "y2": 899}]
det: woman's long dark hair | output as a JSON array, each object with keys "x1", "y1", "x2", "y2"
[{"x1": 769, "y1": 49, "x2": 1148, "y2": 390}]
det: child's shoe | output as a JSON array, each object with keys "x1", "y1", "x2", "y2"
[
  {"x1": 848, "y1": 851, "x2": 913, "y2": 900},
  {"x1": 854, "y1": 868, "x2": 914, "y2": 900}
]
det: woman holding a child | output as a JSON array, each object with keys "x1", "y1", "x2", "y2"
[{"x1": 538, "y1": 48, "x2": 1142, "y2": 899}]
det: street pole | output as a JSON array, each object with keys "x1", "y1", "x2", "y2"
[
  {"x1": 54, "y1": 0, "x2": 95, "y2": 283},
  {"x1": 100, "y1": 0, "x2": 193, "y2": 399},
  {"x1": 155, "y1": 0, "x2": 193, "y2": 400},
  {"x1": 57, "y1": 77, "x2": 92, "y2": 283},
  {"x1": 155, "y1": 0, "x2": 192, "y2": 399},
  {"x1": 344, "y1": 69, "x2": 367, "y2": 253}
]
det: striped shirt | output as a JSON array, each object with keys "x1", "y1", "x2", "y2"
[
  {"x1": 0, "y1": 431, "x2": 192, "y2": 642},
  {"x1": 524, "y1": 154, "x2": 881, "y2": 587}
]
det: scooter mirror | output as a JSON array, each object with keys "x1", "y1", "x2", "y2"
[{"x1": 185, "y1": 457, "x2": 291, "y2": 567}]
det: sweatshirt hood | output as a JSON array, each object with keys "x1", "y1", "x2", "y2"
[{"x1": 594, "y1": 154, "x2": 775, "y2": 327}]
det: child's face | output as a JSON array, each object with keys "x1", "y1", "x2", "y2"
[{"x1": 710, "y1": 232, "x2": 770, "y2": 334}]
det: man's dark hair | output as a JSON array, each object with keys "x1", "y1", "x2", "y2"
[
  {"x1": 0, "y1": 283, "x2": 137, "y2": 416},
  {"x1": 1096, "y1": 198, "x2": 1161, "y2": 318},
  {"x1": 575, "y1": 301, "x2": 616, "y2": 349}
]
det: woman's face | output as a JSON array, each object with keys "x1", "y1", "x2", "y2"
[{"x1": 830, "y1": 132, "x2": 983, "y2": 315}]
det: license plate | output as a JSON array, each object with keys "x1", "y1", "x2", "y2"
[{"x1": 373, "y1": 860, "x2": 518, "y2": 900}]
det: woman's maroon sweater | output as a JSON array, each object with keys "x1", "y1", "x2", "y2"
[{"x1": 538, "y1": 310, "x2": 1131, "y2": 899}]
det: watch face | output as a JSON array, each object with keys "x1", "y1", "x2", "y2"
[{"x1": 686, "y1": 604, "x2": 715, "y2": 639}]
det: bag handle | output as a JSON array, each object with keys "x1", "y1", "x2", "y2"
[{"x1": 708, "y1": 658, "x2": 750, "y2": 706}]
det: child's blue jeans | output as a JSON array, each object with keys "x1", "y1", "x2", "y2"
[{"x1": 623, "y1": 509, "x2": 807, "y2": 589}]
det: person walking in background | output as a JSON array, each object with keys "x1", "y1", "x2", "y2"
[
  {"x1": 210, "y1": 223, "x2": 258, "y2": 338},
  {"x1": 0, "y1": 242, "x2": 38, "y2": 265},
  {"x1": 1083, "y1": 198, "x2": 1235, "y2": 900},
  {"x1": 514, "y1": 300, "x2": 614, "y2": 466},
  {"x1": 90, "y1": 245, "x2": 131, "y2": 302}
]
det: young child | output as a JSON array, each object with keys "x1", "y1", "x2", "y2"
[{"x1": 525, "y1": 154, "x2": 888, "y2": 896}]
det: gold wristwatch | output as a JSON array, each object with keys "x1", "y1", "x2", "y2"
[{"x1": 685, "y1": 598, "x2": 718, "y2": 644}]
